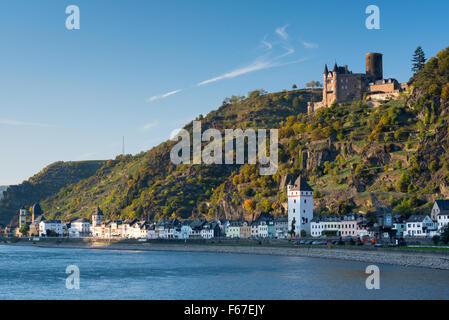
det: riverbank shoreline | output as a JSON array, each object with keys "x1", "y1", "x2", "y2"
[{"x1": 3, "y1": 240, "x2": 449, "y2": 270}]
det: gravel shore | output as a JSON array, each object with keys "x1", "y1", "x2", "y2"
[{"x1": 5, "y1": 241, "x2": 449, "y2": 270}]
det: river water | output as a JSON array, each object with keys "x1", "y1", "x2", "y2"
[{"x1": 0, "y1": 245, "x2": 447, "y2": 300}]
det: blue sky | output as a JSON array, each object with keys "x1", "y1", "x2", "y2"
[{"x1": 0, "y1": 0, "x2": 448, "y2": 185}]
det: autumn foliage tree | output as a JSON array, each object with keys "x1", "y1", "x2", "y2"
[{"x1": 243, "y1": 199, "x2": 256, "y2": 213}]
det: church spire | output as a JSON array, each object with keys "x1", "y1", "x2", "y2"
[{"x1": 324, "y1": 64, "x2": 328, "y2": 74}]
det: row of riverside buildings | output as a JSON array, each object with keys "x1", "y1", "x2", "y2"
[
  {"x1": 3, "y1": 176, "x2": 449, "y2": 240},
  {"x1": 6, "y1": 206, "x2": 289, "y2": 240}
]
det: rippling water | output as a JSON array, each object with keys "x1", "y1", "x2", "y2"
[{"x1": 0, "y1": 245, "x2": 448, "y2": 300}]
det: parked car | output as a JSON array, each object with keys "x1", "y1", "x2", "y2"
[{"x1": 374, "y1": 243, "x2": 383, "y2": 247}]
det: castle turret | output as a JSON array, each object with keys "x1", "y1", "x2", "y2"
[
  {"x1": 333, "y1": 62, "x2": 339, "y2": 102},
  {"x1": 323, "y1": 64, "x2": 328, "y2": 74},
  {"x1": 366, "y1": 52, "x2": 383, "y2": 81}
]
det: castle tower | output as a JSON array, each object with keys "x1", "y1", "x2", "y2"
[
  {"x1": 287, "y1": 177, "x2": 314, "y2": 237},
  {"x1": 332, "y1": 62, "x2": 339, "y2": 103},
  {"x1": 19, "y1": 207, "x2": 27, "y2": 228},
  {"x1": 366, "y1": 52, "x2": 383, "y2": 81},
  {"x1": 92, "y1": 206, "x2": 104, "y2": 228}
]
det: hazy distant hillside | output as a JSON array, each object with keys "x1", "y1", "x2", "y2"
[
  {"x1": 0, "y1": 186, "x2": 7, "y2": 200},
  {"x1": 0, "y1": 161, "x2": 105, "y2": 226}
]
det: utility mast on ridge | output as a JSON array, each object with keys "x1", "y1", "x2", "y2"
[{"x1": 122, "y1": 136, "x2": 125, "y2": 155}]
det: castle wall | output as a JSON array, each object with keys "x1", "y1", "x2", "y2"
[{"x1": 369, "y1": 82, "x2": 399, "y2": 94}]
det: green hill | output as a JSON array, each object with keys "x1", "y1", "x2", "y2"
[
  {"x1": 0, "y1": 161, "x2": 105, "y2": 226},
  {"x1": 10, "y1": 46, "x2": 449, "y2": 224}
]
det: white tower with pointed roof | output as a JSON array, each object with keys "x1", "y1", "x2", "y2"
[{"x1": 287, "y1": 176, "x2": 314, "y2": 237}]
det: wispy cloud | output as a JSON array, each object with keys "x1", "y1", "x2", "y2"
[
  {"x1": 147, "y1": 89, "x2": 182, "y2": 103},
  {"x1": 0, "y1": 119, "x2": 54, "y2": 128},
  {"x1": 140, "y1": 120, "x2": 159, "y2": 132},
  {"x1": 197, "y1": 58, "x2": 273, "y2": 86},
  {"x1": 275, "y1": 25, "x2": 289, "y2": 40},
  {"x1": 261, "y1": 35, "x2": 273, "y2": 50},
  {"x1": 302, "y1": 40, "x2": 318, "y2": 49},
  {"x1": 276, "y1": 47, "x2": 295, "y2": 59},
  {"x1": 197, "y1": 46, "x2": 303, "y2": 87},
  {"x1": 149, "y1": 24, "x2": 308, "y2": 97}
]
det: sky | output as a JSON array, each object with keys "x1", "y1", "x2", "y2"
[{"x1": 0, "y1": 0, "x2": 448, "y2": 185}]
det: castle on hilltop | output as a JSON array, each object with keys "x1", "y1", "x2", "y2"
[{"x1": 308, "y1": 53, "x2": 408, "y2": 112}]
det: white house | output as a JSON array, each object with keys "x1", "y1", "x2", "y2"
[
  {"x1": 200, "y1": 223, "x2": 214, "y2": 239},
  {"x1": 287, "y1": 176, "x2": 314, "y2": 237},
  {"x1": 392, "y1": 216, "x2": 407, "y2": 237},
  {"x1": 39, "y1": 220, "x2": 64, "y2": 237},
  {"x1": 311, "y1": 216, "x2": 325, "y2": 237},
  {"x1": 69, "y1": 218, "x2": 91, "y2": 238},
  {"x1": 226, "y1": 221, "x2": 241, "y2": 238},
  {"x1": 437, "y1": 211, "x2": 449, "y2": 233},
  {"x1": 250, "y1": 222, "x2": 258, "y2": 238},
  {"x1": 180, "y1": 221, "x2": 193, "y2": 239},
  {"x1": 257, "y1": 221, "x2": 269, "y2": 238},
  {"x1": 404, "y1": 215, "x2": 437, "y2": 237},
  {"x1": 323, "y1": 216, "x2": 341, "y2": 236},
  {"x1": 127, "y1": 220, "x2": 149, "y2": 239},
  {"x1": 147, "y1": 225, "x2": 157, "y2": 239}
]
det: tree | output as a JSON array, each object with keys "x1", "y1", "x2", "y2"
[
  {"x1": 292, "y1": 84, "x2": 298, "y2": 89},
  {"x1": 441, "y1": 225, "x2": 449, "y2": 245},
  {"x1": 412, "y1": 46, "x2": 426, "y2": 74},
  {"x1": 300, "y1": 230, "x2": 306, "y2": 238},
  {"x1": 19, "y1": 224, "x2": 29, "y2": 236},
  {"x1": 248, "y1": 89, "x2": 267, "y2": 99},
  {"x1": 243, "y1": 199, "x2": 256, "y2": 213},
  {"x1": 289, "y1": 217, "x2": 296, "y2": 237},
  {"x1": 432, "y1": 235, "x2": 441, "y2": 245},
  {"x1": 305, "y1": 81, "x2": 322, "y2": 89}
]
